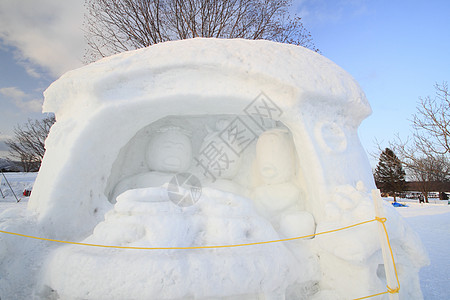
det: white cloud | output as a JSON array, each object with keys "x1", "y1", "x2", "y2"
[
  {"x1": 0, "y1": 87, "x2": 26, "y2": 99},
  {"x1": 15, "y1": 98, "x2": 44, "y2": 113},
  {"x1": 0, "y1": 87, "x2": 43, "y2": 113},
  {"x1": 0, "y1": 0, "x2": 86, "y2": 77}
]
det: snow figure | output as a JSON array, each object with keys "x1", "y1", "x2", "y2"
[
  {"x1": 111, "y1": 126, "x2": 193, "y2": 201},
  {"x1": 251, "y1": 128, "x2": 320, "y2": 298},
  {"x1": 0, "y1": 38, "x2": 428, "y2": 299},
  {"x1": 195, "y1": 119, "x2": 247, "y2": 196},
  {"x1": 252, "y1": 128, "x2": 315, "y2": 238}
]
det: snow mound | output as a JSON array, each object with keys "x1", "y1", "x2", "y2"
[{"x1": 42, "y1": 188, "x2": 318, "y2": 299}]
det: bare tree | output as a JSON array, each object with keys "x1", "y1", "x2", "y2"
[
  {"x1": 379, "y1": 82, "x2": 450, "y2": 201},
  {"x1": 388, "y1": 82, "x2": 450, "y2": 176},
  {"x1": 412, "y1": 82, "x2": 450, "y2": 155},
  {"x1": 407, "y1": 156, "x2": 450, "y2": 203},
  {"x1": 5, "y1": 116, "x2": 56, "y2": 172},
  {"x1": 84, "y1": 0, "x2": 318, "y2": 62}
]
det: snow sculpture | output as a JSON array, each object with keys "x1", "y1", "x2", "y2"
[
  {"x1": 196, "y1": 119, "x2": 247, "y2": 195},
  {"x1": 2, "y1": 38, "x2": 426, "y2": 299},
  {"x1": 252, "y1": 128, "x2": 315, "y2": 238},
  {"x1": 111, "y1": 126, "x2": 193, "y2": 200},
  {"x1": 145, "y1": 126, "x2": 192, "y2": 173}
]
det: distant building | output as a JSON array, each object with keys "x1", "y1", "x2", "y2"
[{"x1": 376, "y1": 180, "x2": 450, "y2": 200}]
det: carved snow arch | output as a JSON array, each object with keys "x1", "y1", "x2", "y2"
[{"x1": 29, "y1": 38, "x2": 373, "y2": 239}]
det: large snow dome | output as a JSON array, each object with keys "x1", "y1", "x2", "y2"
[{"x1": 23, "y1": 38, "x2": 427, "y2": 299}]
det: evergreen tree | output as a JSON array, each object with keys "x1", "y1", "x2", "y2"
[{"x1": 374, "y1": 148, "x2": 406, "y2": 202}]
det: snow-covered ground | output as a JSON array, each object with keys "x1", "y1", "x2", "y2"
[
  {"x1": 1, "y1": 173, "x2": 449, "y2": 299},
  {"x1": 0, "y1": 172, "x2": 37, "y2": 203},
  {"x1": 386, "y1": 197, "x2": 450, "y2": 299}
]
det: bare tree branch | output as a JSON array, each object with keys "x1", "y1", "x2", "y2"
[
  {"x1": 386, "y1": 82, "x2": 450, "y2": 177},
  {"x1": 5, "y1": 116, "x2": 55, "y2": 172},
  {"x1": 374, "y1": 82, "x2": 450, "y2": 201},
  {"x1": 84, "y1": 0, "x2": 318, "y2": 62},
  {"x1": 406, "y1": 156, "x2": 450, "y2": 202}
]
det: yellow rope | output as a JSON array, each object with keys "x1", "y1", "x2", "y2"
[
  {"x1": 0, "y1": 216, "x2": 401, "y2": 299},
  {"x1": 0, "y1": 218, "x2": 378, "y2": 250},
  {"x1": 387, "y1": 286, "x2": 400, "y2": 294},
  {"x1": 353, "y1": 291, "x2": 389, "y2": 300},
  {"x1": 353, "y1": 216, "x2": 400, "y2": 300},
  {"x1": 379, "y1": 218, "x2": 401, "y2": 294}
]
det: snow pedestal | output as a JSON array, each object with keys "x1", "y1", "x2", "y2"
[
  {"x1": 24, "y1": 38, "x2": 427, "y2": 299},
  {"x1": 43, "y1": 188, "x2": 318, "y2": 299}
]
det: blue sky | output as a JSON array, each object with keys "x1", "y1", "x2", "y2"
[{"x1": 0, "y1": 0, "x2": 449, "y2": 166}]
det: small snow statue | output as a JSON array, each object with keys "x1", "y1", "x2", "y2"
[
  {"x1": 198, "y1": 119, "x2": 246, "y2": 195},
  {"x1": 146, "y1": 126, "x2": 192, "y2": 173},
  {"x1": 112, "y1": 126, "x2": 192, "y2": 200},
  {"x1": 252, "y1": 128, "x2": 315, "y2": 238}
]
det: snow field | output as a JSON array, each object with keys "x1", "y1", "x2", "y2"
[
  {"x1": 389, "y1": 198, "x2": 450, "y2": 299},
  {"x1": 0, "y1": 172, "x2": 36, "y2": 203}
]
